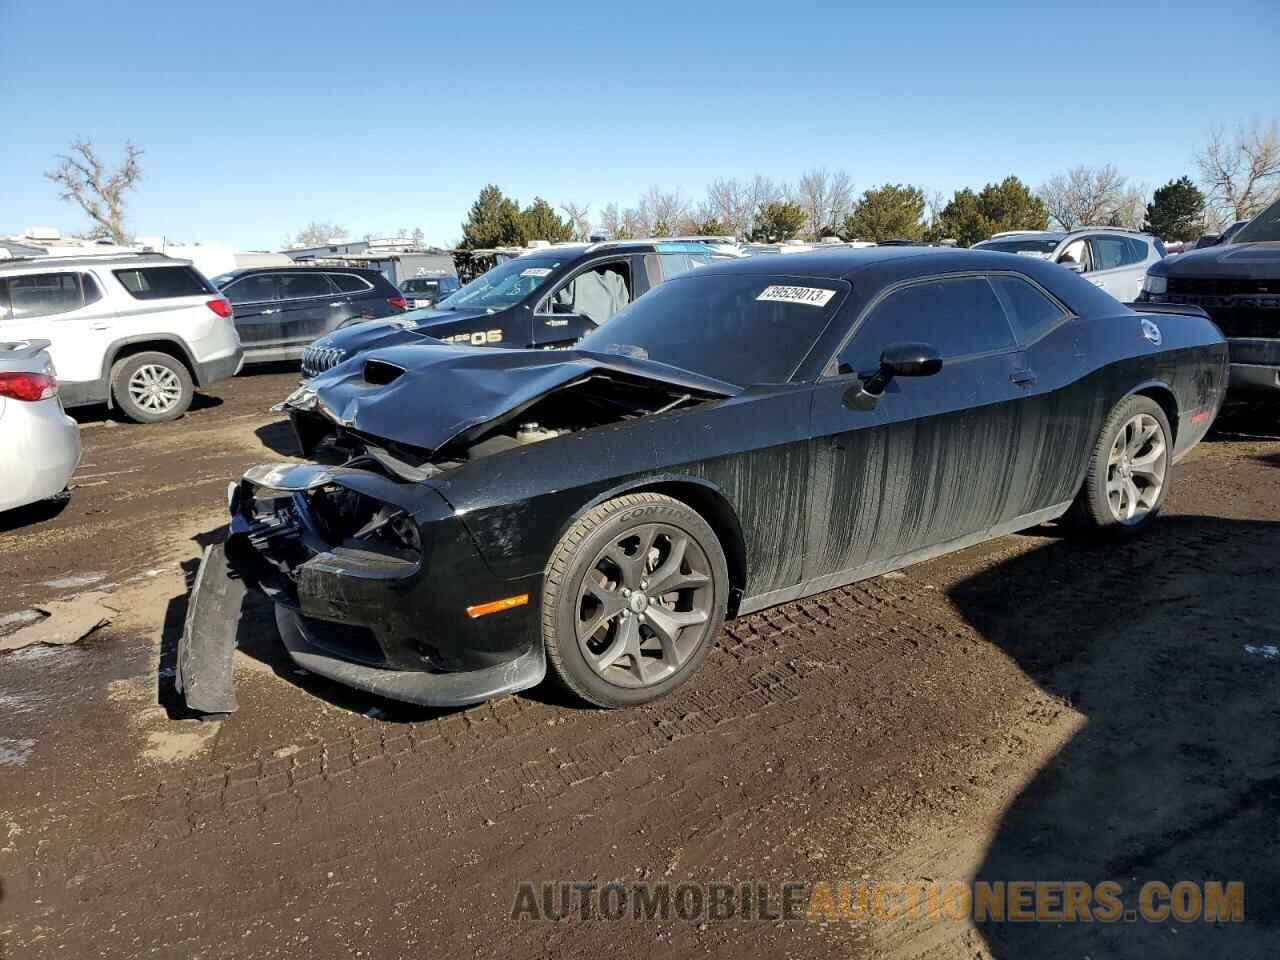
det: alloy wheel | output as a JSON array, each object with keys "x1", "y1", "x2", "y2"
[
  {"x1": 575, "y1": 523, "x2": 715, "y2": 688},
  {"x1": 1106, "y1": 412, "x2": 1168, "y2": 525},
  {"x1": 127, "y1": 363, "x2": 184, "y2": 414}
]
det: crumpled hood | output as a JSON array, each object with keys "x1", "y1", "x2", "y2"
[
  {"x1": 300, "y1": 343, "x2": 740, "y2": 454},
  {"x1": 1163, "y1": 241, "x2": 1280, "y2": 278},
  {"x1": 313, "y1": 307, "x2": 495, "y2": 359}
]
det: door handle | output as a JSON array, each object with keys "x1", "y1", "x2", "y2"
[
  {"x1": 260, "y1": 308, "x2": 279, "y2": 315},
  {"x1": 1010, "y1": 369, "x2": 1037, "y2": 386},
  {"x1": 329, "y1": 301, "x2": 344, "y2": 307}
]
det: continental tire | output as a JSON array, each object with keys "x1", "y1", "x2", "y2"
[{"x1": 543, "y1": 493, "x2": 729, "y2": 708}]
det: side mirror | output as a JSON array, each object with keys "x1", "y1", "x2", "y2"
[
  {"x1": 845, "y1": 342, "x2": 942, "y2": 409},
  {"x1": 880, "y1": 341, "x2": 943, "y2": 379},
  {"x1": 1058, "y1": 259, "x2": 1086, "y2": 273}
]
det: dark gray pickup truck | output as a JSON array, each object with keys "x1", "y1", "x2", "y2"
[{"x1": 1139, "y1": 197, "x2": 1280, "y2": 394}]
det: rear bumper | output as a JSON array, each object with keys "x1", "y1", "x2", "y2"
[
  {"x1": 194, "y1": 347, "x2": 244, "y2": 386},
  {"x1": 0, "y1": 401, "x2": 81, "y2": 512}
]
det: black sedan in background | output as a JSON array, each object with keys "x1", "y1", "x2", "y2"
[
  {"x1": 179, "y1": 247, "x2": 1227, "y2": 717},
  {"x1": 210, "y1": 266, "x2": 407, "y2": 364}
]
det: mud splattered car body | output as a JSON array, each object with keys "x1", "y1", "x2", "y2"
[{"x1": 178, "y1": 248, "x2": 1227, "y2": 714}]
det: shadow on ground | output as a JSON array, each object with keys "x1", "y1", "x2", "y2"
[{"x1": 950, "y1": 515, "x2": 1280, "y2": 959}]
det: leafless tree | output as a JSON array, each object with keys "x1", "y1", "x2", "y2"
[
  {"x1": 598, "y1": 203, "x2": 623, "y2": 239},
  {"x1": 1196, "y1": 120, "x2": 1280, "y2": 223},
  {"x1": 1037, "y1": 165, "x2": 1128, "y2": 230},
  {"x1": 287, "y1": 221, "x2": 350, "y2": 247},
  {"x1": 44, "y1": 139, "x2": 143, "y2": 244},
  {"x1": 1108, "y1": 185, "x2": 1148, "y2": 230},
  {"x1": 636, "y1": 187, "x2": 690, "y2": 236},
  {"x1": 621, "y1": 207, "x2": 644, "y2": 239},
  {"x1": 560, "y1": 201, "x2": 593, "y2": 241},
  {"x1": 795, "y1": 167, "x2": 854, "y2": 239},
  {"x1": 704, "y1": 178, "x2": 758, "y2": 238}
]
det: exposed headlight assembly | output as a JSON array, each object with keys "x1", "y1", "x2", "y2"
[{"x1": 1142, "y1": 274, "x2": 1168, "y2": 296}]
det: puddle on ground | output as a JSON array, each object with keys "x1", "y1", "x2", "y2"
[{"x1": 0, "y1": 738, "x2": 36, "y2": 767}]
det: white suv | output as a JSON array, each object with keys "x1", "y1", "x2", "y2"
[
  {"x1": 973, "y1": 228, "x2": 1167, "y2": 302},
  {"x1": 0, "y1": 253, "x2": 242, "y2": 422}
]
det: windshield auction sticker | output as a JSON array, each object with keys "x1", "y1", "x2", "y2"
[
  {"x1": 757, "y1": 285, "x2": 836, "y2": 307},
  {"x1": 521, "y1": 268, "x2": 553, "y2": 278}
]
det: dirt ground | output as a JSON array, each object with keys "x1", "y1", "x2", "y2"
[{"x1": 1, "y1": 369, "x2": 1278, "y2": 959}]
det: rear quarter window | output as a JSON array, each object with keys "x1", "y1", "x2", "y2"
[
  {"x1": 329, "y1": 273, "x2": 373, "y2": 294},
  {"x1": 989, "y1": 274, "x2": 1069, "y2": 343},
  {"x1": 114, "y1": 266, "x2": 213, "y2": 300}
]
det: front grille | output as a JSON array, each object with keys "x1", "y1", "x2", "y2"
[
  {"x1": 301, "y1": 345, "x2": 346, "y2": 377},
  {"x1": 1166, "y1": 289, "x2": 1280, "y2": 339},
  {"x1": 1168, "y1": 277, "x2": 1276, "y2": 296}
]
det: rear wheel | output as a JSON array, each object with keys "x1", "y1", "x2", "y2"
[
  {"x1": 1067, "y1": 395, "x2": 1171, "y2": 535},
  {"x1": 543, "y1": 493, "x2": 728, "y2": 708},
  {"x1": 111, "y1": 351, "x2": 193, "y2": 423}
]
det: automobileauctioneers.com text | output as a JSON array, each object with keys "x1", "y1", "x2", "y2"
[{"x1": 512, "y1": 879, "x2": 1243, "y2": 924}]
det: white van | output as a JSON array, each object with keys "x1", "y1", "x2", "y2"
[{"x1": 0, "y1": 253, "x2": 242, "y2": 422}]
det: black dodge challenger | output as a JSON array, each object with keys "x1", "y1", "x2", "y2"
[{"x1": 178, "y1": 247, "x2": 1227, "y2": 715}]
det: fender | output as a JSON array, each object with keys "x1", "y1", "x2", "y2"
[
  {"x1": 99, "y1": 333, "x2": 202, "y2": 406},
  {"x1": 547, "y1": 472, "x2": 749, "y2": 613}
]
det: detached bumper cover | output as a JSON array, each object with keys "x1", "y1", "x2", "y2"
[{"x1": 175, "y1": 462, "x2": 544, "y2": 715}]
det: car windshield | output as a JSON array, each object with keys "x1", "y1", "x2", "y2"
[
  {"x1": 1231, "y1": 202, "x2": 1280, "y2": 243},
  {"x1": 578, "y1": 273, "x2": 849, "y2": 386},
  {"x1": 436, "y1": 258, "x2": 560, "y2": 311},
  {"x1": 974, "y1": 238, "x2": 1060, "y2": 254}
]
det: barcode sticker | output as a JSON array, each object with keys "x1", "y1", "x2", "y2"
[{"x1": 756, "y1": 285, "x2": 835, "y2": 307}]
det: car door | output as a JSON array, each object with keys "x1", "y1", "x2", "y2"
[
  {"x1": 221, "y1": 273, "x2": 281, "y2": 353},
  {"x1": 1085, "y1": 234, "x2": 1140, "y2": 301},
  {"x1": 532, "y1": 258, "x2": 632, "y2": 348},
  {"x1": 0, "y1": 270, "x2": 113, "y2": 392},
  {"x1": 276, "y1": 272, "x2": 341, "y2": 349},
  {"x1": 804, "y1": 274, "x2": 1031, "y2": 583}
]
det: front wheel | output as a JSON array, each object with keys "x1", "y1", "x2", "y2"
[
  {"x1": 1067, "y1": 395, "x2": 1172, "y2": 535},
  {"x1": 542, "y1": 493, "x2": 728, "y2": 708}
]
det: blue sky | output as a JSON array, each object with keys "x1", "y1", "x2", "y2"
[{"x1": 3, "y1": 0, "x2": 1277, "y2": 249}]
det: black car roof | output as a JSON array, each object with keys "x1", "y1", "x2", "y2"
[
  {"x1": 690, "y1": 247, "x2": 1123, "y2": 318},
  {"x1": 215, "y1": 265, "x2": 387, "y2": 280}
]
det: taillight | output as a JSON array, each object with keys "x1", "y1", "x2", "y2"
[
  {"x1": 207, "y1": 298, "x2": 233, "y2": 318},
  {"x1": 0, "y1": 372, "x2": 58, "y2": 402},
  {"x1": 387, "y1": 296, "x2": 408, "y2": 312}
]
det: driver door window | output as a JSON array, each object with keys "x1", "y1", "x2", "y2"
[
  {"x1": 539, "y1": 261, "x2": 632, "y2": 328},
  {"x1": 838, "y1": 276, "x2": 1016, "y2": 376}
]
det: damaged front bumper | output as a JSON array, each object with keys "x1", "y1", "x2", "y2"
[{"x1": 176, "y1": 462, "x2": 544, "y2": 715}]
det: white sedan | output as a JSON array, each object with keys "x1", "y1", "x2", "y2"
[{"x1": 0, "y1": 339, "x2": 81, "y2": 514}]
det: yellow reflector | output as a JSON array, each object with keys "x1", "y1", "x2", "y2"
[{"x1": 466, "y1": 594, "x2": 530, "y2": 619}]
